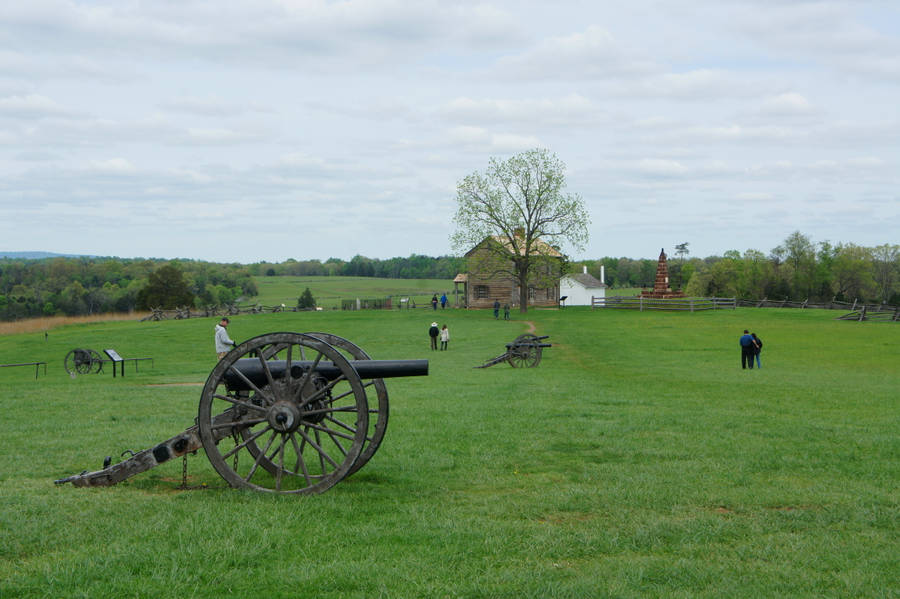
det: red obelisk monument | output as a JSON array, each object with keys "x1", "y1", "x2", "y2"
[{"x1": 640, "y1": 248, "x2": 685, "y2": 299}]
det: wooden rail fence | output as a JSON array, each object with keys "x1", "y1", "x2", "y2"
[
  {"x1": 591, "y1": 296, "x2": 736, "y2": 311},
  {"x1": 591, "y1": 295, "x2": 899, "y2": 321}
]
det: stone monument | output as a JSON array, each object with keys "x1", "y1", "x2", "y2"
[{"x1": 640, "y1": 248, "x2": 685, "y2": 299}]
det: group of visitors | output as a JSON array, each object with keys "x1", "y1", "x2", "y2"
[
  {"x1": 739, "y1": 330, "x2": 763, "y2": 369},
  {"x1": 492, "y1": 300, "x2": 510, "y2": 320},
  {"x1": 428, "y1": 322, "x2": 450, "y2": 350},
  {"x1": 431, "y1": 294, "x2": 448, "y2": 310}
]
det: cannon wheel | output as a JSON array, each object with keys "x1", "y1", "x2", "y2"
[
  {"x1": 304, "y1": 333, "x2": 389, "y2": 476},
  {"x1": 241, "y1": 332, "x2": 389, "y2": 479},
  {"x1": 65, "y1": 348, "x2": 101, "y2": 376},
  {"x1": 507, "y1": 334, "x2": 543, "y2": 368},
  {"x1": 88, "y1": 349, "x2": 104, "y2": 373},
  {"x1": 198, "y1": 332, "x2": 369, "y2": 494}
]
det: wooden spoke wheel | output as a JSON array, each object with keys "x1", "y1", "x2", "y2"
[
  {"x1": 239, "y1": 333, "x2": 388, "y2": 479},
  {"x1": 507, "y1": 334, "x2": 542, "y2": 368},
  {"x1": 304, "y1": 332, "x2": 389, "y2": 476},
  {"x1": 65, "y1": 348, "x2": 101, "y2": 376},
  {"x1": 198, "y1": 332, "x2": 369, "y2": 494},
  {"x1": 88, "y1": 349, "x2": 104, "y2": 373}
]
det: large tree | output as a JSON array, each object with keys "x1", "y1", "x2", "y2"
[
  {"x1": 451, "y1": 148, "x2": 589, "y2": 313},
  {"x1": 136, "y1": 263, "x2": 195, "y2": 309},
  {"x1": 871, "y1": 243, "x2": 899, "y2": 303}
]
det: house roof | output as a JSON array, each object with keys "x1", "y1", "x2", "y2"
[
  {"x1": 563, "y1": 272, "x2": 606, "y2": 289},
  {"x1": 453, "y1": 273, "x2": 468, "y2": 283},
  {"x1": 465, "y1": 235, "x2": 563, "y2": 258}
]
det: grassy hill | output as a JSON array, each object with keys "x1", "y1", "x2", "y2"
[
  {"x1": 250, "y1": 275, "x2": 456, "y2": 309},
  {"x1": 1, "y1": 306, "x2": 896, "y2": 597},
  {"x1": 249, "y1": 275, "x2": 643, "y2": 309}
]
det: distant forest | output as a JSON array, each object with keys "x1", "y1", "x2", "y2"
[{"x1": 0, "y1": 232, "x2": 897, "y2": 321}]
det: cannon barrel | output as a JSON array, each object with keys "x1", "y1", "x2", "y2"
[{"x1": 224, "y1": 358, "x2": 428, "y2": 390}]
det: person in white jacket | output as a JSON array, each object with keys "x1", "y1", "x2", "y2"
[
  {"x1": 214, "y1": 317, "x2": 236, "y2": 359},
  {"x1": 440, "y1": 324, "x2": 450, "y2": 351}
]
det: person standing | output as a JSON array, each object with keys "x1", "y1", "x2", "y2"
[
  {"x1": 493, "y1": 299, "x2": 500, "y2": 319},
  {"x1": 215, "y1": 317, "x2": 237, "y2": 359},
  {"x1": 440, "y1": 324, "x2": 450, "y2": 350},
  {"x1": 503, "y1": 304, "x2": 510, "y2": 320},
  {"x1": 431, "y1": 294, "x2": 438, "y2": 310},
  {"x1": 751, "y1": 333, "x2": 763, "y2": 369},
  {"x1": 739, "y1": 329, "x2": 756, "y2": 369},
  {"x1": 440, "y1": 293, "x2": 447, "y2": 309},
  {"x1": 429, "y1": 322, "x2": 439, "y2": 350}
]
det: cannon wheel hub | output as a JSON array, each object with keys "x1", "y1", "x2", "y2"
[{"x1": 267, "y1": 401, "x2": 301, "y2": 433}]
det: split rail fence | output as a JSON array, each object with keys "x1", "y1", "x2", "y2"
[
  {"x1": 591, "y1": 295, "x2": 899, "y2": 321},
  {"x1": 591, "y1": 297, "x2": 736, "y2": 311}
]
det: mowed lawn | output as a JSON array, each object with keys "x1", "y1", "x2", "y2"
[{"x1": 0, "y1": 305, "x2": 896, "y2": 598}]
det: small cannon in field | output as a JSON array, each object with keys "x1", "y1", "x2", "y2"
[
  {"x1": 56, "y1": 332, "x2": 428, "y2": 495},
  {"x1": 476, "y1": 333, "x2": 551, "y2": 369},
  {"x1": 64, "y1": 348, "x2": 104, "y2": 376}
]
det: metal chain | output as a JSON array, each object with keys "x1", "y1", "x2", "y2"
[
  {"x1": 232, "y1": 430, "x2": 240, "y2": 471},
  {"x1": 181, "y1": 453, "x2": 188, "y2": 489}
]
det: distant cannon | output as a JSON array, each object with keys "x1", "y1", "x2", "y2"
[
  {"x1": 476, "y1": 334, "x2": 551, "y2": 369},
  {"x1": 56, "y1": 332, "x2": 428, "y2": 494},
  {"x1": 64, "y1": 348, "x2": 104, "y2": 376}
]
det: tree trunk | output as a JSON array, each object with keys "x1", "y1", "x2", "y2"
[{"x1": 518, "y1": 268, "x2": 529, "y2": 313}]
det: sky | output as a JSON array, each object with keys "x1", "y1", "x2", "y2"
[{"x1": 0, "y1": 0, "x2": 897, "y2": 263}]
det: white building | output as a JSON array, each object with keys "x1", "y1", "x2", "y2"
[{"x1": 559, "y1": 265, "x2": 607, "y2": 306}]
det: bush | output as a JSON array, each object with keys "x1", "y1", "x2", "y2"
[{"x1": 297, "y1": 287, "x2": 316, "y2": 309}]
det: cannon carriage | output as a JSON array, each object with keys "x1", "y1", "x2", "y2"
[
  {"x1": 56, "y1": 332, "x2": 427, "y2": 495},
  {"x1": 64, "y1": 348, "x2": 105, "y2": 376},
  {"x1": 476, "y1": 333, "x2": 551, "y2": 369}
]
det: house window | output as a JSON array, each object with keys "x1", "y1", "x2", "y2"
[
  {"x1": 475, "y1": 285, "x2": 489, "y2": 299},
  {"x1": 528, "y1": 286, "x2": 536, "y2": 300}
]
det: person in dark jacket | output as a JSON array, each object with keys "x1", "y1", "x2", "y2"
[
  {"x1": 751, "y1": 333, "x2": 763, "y2": 369},
  {"x1": 739, "y1": 329, "x2": 756, "y2": 369},
  {"x1": 428, "y1": 322, "x2": 439, "y2": 350}
]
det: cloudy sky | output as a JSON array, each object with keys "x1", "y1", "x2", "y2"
[{"x1": 0, "y1": 0, "x2": 897, "y2": 263}]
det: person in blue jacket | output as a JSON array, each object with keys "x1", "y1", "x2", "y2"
[{"x1": 739, "y1": 329, "x2": 757, "y2": 369}]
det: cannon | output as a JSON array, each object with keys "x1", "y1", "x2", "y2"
[
  {"x1": 64, "y1": 348, "x2": 105, "y2": 376},
  {"x1": 476, "y1": 333, "x2": 551, "y2": 368},
  {"x1": 56, "y1": 332, "x2": 428, "y2": 494}
]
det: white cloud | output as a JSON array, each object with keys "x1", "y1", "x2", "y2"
[
  {"x1": 0, "y1": 94, "x2": 73, "y2": 118},
  {"x1": 85, "y1": 158, "x2": 136, "y2": 174},
  {"x1": 440, "y1": 94, "x2": 602, "y2": 126},
  {"x1": 495, "y1": 25, "x2": 657, "y2": 80},
  {"x1": 759, "y1": 92, "x2": 813, "y2": 116}
]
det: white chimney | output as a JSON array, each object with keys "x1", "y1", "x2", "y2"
[
  {"x1": 583, "y1": 265, "x2": 587, "y2": 274},
  {"x1": 600, "y1": 265, "x2": 605, "y2": 284}
]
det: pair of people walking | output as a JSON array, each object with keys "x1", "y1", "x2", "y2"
[
  {"x1": 429, "y1": 322, "x2": 449, "y2": 350},
  {"x1": 739, "y1": 330, "x2": 763, "y2": 369}
]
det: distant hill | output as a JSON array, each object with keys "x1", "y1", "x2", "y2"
[{"x1": 0, "y1": 251, "x2": 81, "y2": 260}]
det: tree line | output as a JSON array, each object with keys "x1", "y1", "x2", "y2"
[
  {"x1": 1, "y1": 231, "x2": 896, "y2": 321},
  {"x1": 0, "y1": 257, "x2": 257, "y2": 320},
  {"x1": 584, "y1": 232, "x2": 899, "y2": 304},
  {"x1": 248, "y1": 254, "x2": 466, "y2": 279}
]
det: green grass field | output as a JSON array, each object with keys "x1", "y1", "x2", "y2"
[
  {"x1": 251, "y1": 275, "x2": 456, "y2": 309},
  {"x1": 1, "y1": 305, "x2": 897, "y2": 598},
  {"x1": 249, "y1": 276, "x2": 639, "y2": 309}
]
